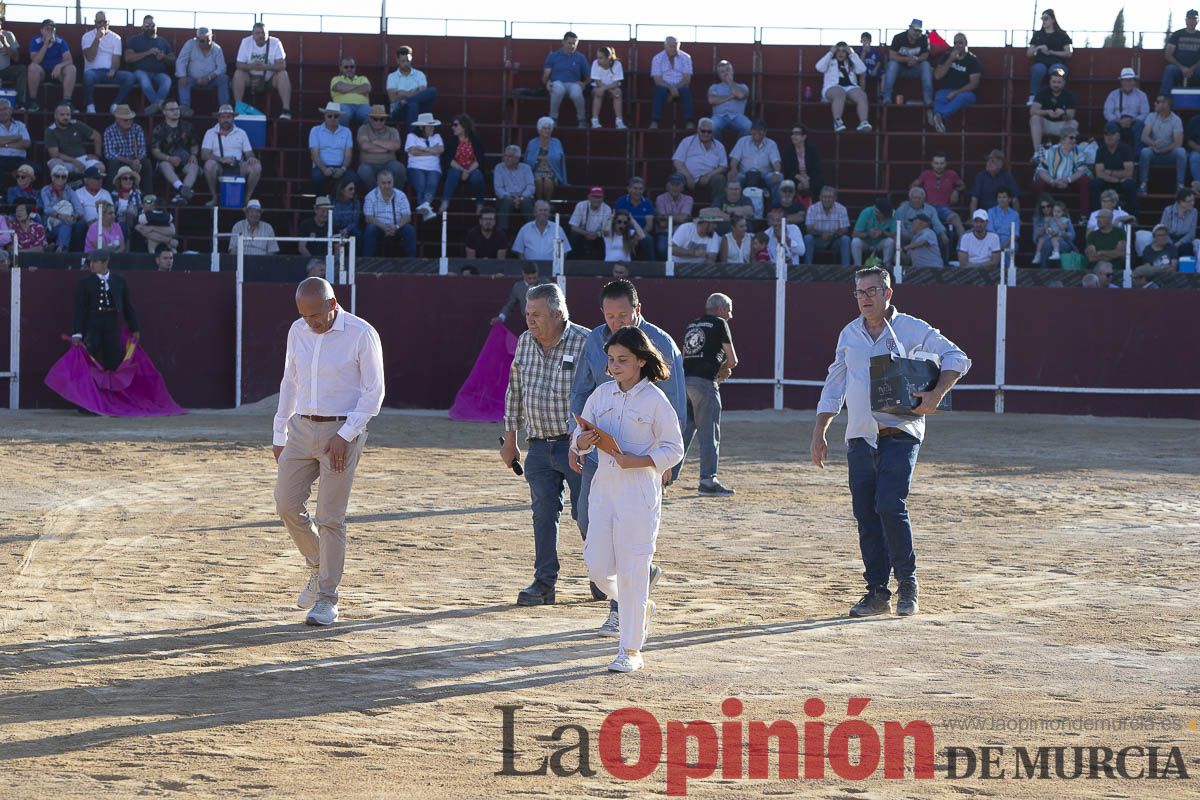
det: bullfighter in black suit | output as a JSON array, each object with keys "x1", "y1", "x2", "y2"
[{"x1": 72, "y1": 249, "x2": 140, "y2": 371}]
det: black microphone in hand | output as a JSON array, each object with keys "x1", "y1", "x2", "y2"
[{"x1": 498, "y1": 436, "x2": 523, "y2": 476}]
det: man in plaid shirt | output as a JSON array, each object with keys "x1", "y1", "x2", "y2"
[
  {"x1": 802, "y1": 185, "x2": 852, "y2": 264},
  {"x1": 500, "y1": 282, "x2": 590, "y2": 606},
  {"x1": 103, "y1": 104, "x2": 152, "y2": 191}
]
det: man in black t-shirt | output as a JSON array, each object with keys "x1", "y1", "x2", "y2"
[
  {"x1": 1163, "y1": 9, "x2": 1200, "y2": 94},
  {"x1": 1093, "y1": 123, "x2": 1137, "y2": 212},
  {"x1": 680, "y1": 292, "x2": 739, "y2": 496},
  {"x1": 930, "y1": 33, "x2": 981, "y2": 132},
  {"x1": 298, "y1": 196, "x2": 333, "y2": 258},
  {"x1": 465, "y1": 206, "x2": 508, "y2": 259},
  {"x1": 881, "y1": 19, "x2": 932, "y2": 105},
  {"x1": 1029, "y1": 67, "x2": 1077, "y2": 157}
]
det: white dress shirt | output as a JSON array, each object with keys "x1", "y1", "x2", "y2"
[
  {"x1": 817, "y1": 306, "x2": 971, "y2": 448},
  {"x1": 273, "y1": 309, "x2": 385, "y2": 446}
]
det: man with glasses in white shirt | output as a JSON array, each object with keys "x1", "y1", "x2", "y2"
[{"x1": 810, "y1": 266, "x2": 970, "y2": 619}]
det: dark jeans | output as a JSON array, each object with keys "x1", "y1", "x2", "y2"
[
  {"x1": 442, "y1": 166, "x2": 484, "y2": 206},
  {"x1": 84, "y1": 312, "x2": 122, "y2": 371},
  {"x1": 651, "y1": 85, "x2": 694, "y2": 123},
  {"x1": 577, "y1": 453, "x2": 619, "y2": 612},
  {"x1": 362, "y1": 222, "x2": 416, "y2": 257},
  {"x1": 847, "y1": 432, "x2": 920, "y2": 591},
  {"x1": 526, "y1": 437, "x2": 582, "y2": 588},
  {"x1": 390, "y1": 86, "x2": 438, "y2": 127},
  {"x1": 682, "y1": 375, "x2": 721, "y2": 481}
]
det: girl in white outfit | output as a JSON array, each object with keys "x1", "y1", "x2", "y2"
[{"x1": 572, "y1": 326, "x2": 684, "y2": 673}]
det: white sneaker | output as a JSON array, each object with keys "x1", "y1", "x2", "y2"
[
  {"x1": 857, "y1": 120, "x2": 872, "y2": 132},
  {"x1": 305, "y1": 599, "x2": 339, "y2": 626},
  {"x1": 833, "y1": 118, "x2": 846, "y2": 133},
  {"x1": 416, "y1": 201, "x2": 431, "y2": 215},
  {"x1": 598, "y1": 609, "x2": 620, "y2": 637},
  {"x1": 1026, "y1": 95, "x2": 1035, "y2": 107},
  {"x1": 86, "y1": 104, "x2": 97, "y2": 114},
  {"x1": 296, "y1": 568, "x2": 319, "y2": 608},
  {"x1": 608, "y1": 649, "x2": 644, "y2": 673},
  {"x1": 591, "y1": 118, "x2": 601, "y2": 129},
  {"x1": 615, "y1": 118, "x2": 626, "y2": 130},
  {"x1": 649, "y1": 563, "x2": 663, "y2": 593}
]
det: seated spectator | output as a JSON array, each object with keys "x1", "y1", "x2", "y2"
[
  {"x1": 912, "y1": 152, "x2": 965, "y2": 242},
  {"x1": 150, "y1": 100, "x2": 198, "y2": 204},
  {"x1": 1132, "y1": 264, "x2": 1164, "y2": 288},
  {"x1": 779, "y1": 125, "x2": 823, "y2": 206},
  {"x1": 133, "y1": 194, "x2": 177, "y2": 253},
  {"x1": 1104, "y1": 68, "x2": 1149, "y2": 153},
  {"x1": 523, "y1": 117, "x2": 566, "y2": 202},
  {"x1": 7, "y1": 164, "x2": 38, "y2": 207},
  {"x1": 103, "y1": 105, "x2": 152, "y2": 192},
  {"x1": 387, "y1": 46, "x2": 437, "y2": 130},
  {"x1": 857, "y1": 32, "x2": 885, "y2": 91},
  {"x1": 233, "y1": 23, "x2": 292, "y2": 118},
  {"x1": 406, "y1": 112, "x2": 444, "y2": 220},
  {"x1": 362, "y1": 170, "x2": 416, "y2": 257},
  {"x1": 765, "y1": 206, "x2": 805, "y2": 265},
  {"x1": 75, "y1": 165, "x2": 113, "y2": 225},
  {"x1": 650, "y1": 37, "x2": 694, "y2": 130},
  {"x1": 709, "y1": 180, "x2": 753, "y2": 231},
  {"x1": 671, "y1": 208, "x2": 722, "y2": 263},
  {"x1": 957, "y1": 210, "x2": 1001, "y2": 267},
  {"x1": 156, "y1": 244, "x2": 176, "y2": 270},
  {"x1": 1034, "y1": 199, "x2": 1077, "y2": 268},
  {"x1": 751, "y1": 231, "x2": 771, "y2": 262},
  {"x1": 590, "y1": 46, "x2": 624, "y2": 129},
  {"x1": 987, "y1": 188, "x2": 1020, "y2": 256},
  {"x1": 1032, "y1": 128, "x2": 1092, "y2": 217},
  {"x1": 110, "y1": 165, "x2": 144, "y2": 238},
  {"x1": 27, "y1": 19, "x2": 78, "y2": 113},
  {"x1": 1141, "y1": 224, "x2": 1179, "y2": 270},
  {"x1": 356, "y1": 105, "x2": 406, "y2": 190},
  {"x1": 601, "y1": 209, "x2": 645, "y2": 261},
  {"x1": 491, "y1": 262, "x2": 541, "y2": 324},
  {"x1": 1085, "y1": 209, "x2": 1126, "y2": 265},
  {"x1": 80, "y1": 11, "x2": 134, "y2": 115},
  {"x1": 774, "y1": 180, "x2": 806, "y2": 226},
  {"x1": 882, "y1": 19, "x2": 932, "y2": 105},
  {"x1": 1092, "y1": 123, "x2": 1137, "y2": 212},
  {"x1": 44, "y1": 103, "x2": 102, "y2": 179},
  {"x1": 1030, "y1": 67, "x2": 1076, "y2": 161},
  {"x1": 228, "y1": 199, "x2": 279, "y2": 256},
  {"x1": 1161, "y1": 10, "x2": 1200, "y2": 95},
  {"x1": 85, "y1": 201, "x2": 125, "y2": 253},
  {"x1": 543, "y1": 31, "x2": 588, "y2": 127},
  {"x1": 568, "y1": 186, "x2": 613, "y2": 259},
  {"x1": 903, "y1": 213, "x2": 943, "y2": 267},
  {"x1": 465, "y1": 206, "x2": 508, "y2": 258},
  {"x1": 896, "y1": 186, "x2": 949, "y2": 253},
  {"x1": 441, "y1": 113, "x2": 486, "y2": 215},
  {"x1": 493, "y1": 145, "x2": 535, "y2": 234},
  {"x1": 654, "y1": 172, "x2": 693, "y2": 259},
  {"x1": 175, "y1": 27, "x2": 228, "y2": 115},
  {"x1": 0, "y1": 99, "x2": 31, "y2": 185},
  {"x1": 931, "y1": 34, "x2": 980, "y2": 133},
  {"x1": 310, "y1": 102, "x2": 353, "y2": 196},
  {"x1": 1139, "y1": 94, "x2": 1186, "y2": 194},
  {"x1": 672, "y1": 118, "x2": 728, "y2": 203},
  {"x1": 1187, "y1": 111, "x2": 1200, "y2": 188},
  {"x1": 0, "y1": 212, "x2": 11, "y2": 250},
  {"x1": 1140, "y1": 187, "x2": 1198, "y2": 256},
  {"x1": 728, "y1": 120, "x2": 783, "y2": 205},
  {"x1": 11, "y1": 201, "x2": 47, "y2": 252},
  {"x1": 306, "y1": 258, "x2": 326, "y2": 278},
  {"x1": 718, "y1": 213, "x2": 751, "y2": 263},
  {"x1": 969, "y1": 149, "x2": 1020, "y2": 214},
  {"x1": 331, "y1": 177, "x2": 362, "y2": 243},
  {"x1": 708, "y1": 60, "x2": 751, "y2": 140},
  {"x1": 201, "y1": 104, "x2": 262, "y2": 206},
  {"x1": 40, "y1": 164, "x2": 86, "y2": 251},
  {"x1": 1091, "y1": 260, "x2": 1116, "y2": 288},
  {"x1": 330, "y1": 57, "x2": 371, "y2": 127},
  {"x1": 815, "y1": 42, "x2": 870, "y2": 133},
  {"x1": 611, "y1": 262, "x2": 630, "y2": 279},
  {"x1": 298, "y1": 196, "x2": 333, "y2": 258},
  {"x1": 803, "y1": 185, "x2": 851, "y2": 264},
  {"x1": 124, "y1": 14, "x2": 173, "y2": 115},
  {"x1": 511, "y1": 199, "x2": 571, "y2": 261},
  {"x1": 614, "y1": 176, "x2": 655, "y2": 260},
  {"x1": 1026, "y1": 8, "x2": 1073, "y2": 104},
  {"x1": 1086, "y1": 189, "x2": 1134, "y2": 232}
]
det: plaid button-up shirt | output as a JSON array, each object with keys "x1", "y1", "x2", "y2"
[
  {"x1": 504, "y1": 321, "x2": 589, "y2": 439},
  {"x1": 804, "y1": 200, "x2": 850, "y2": 236},
  {"x1": 103, "y1": 122, "x2": 148, "y2": 161}
]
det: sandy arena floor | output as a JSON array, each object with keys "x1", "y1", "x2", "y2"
[{"x1": 0, "y1": 407, "x2": 1198, "y2": 799}]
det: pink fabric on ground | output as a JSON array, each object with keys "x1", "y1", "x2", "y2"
[
  {"x1": 44, "y1": 336, "x2": 187, "y2": 417},
  {"x1": 448, "y1": 322, "x2": 518, "y2": 422}
]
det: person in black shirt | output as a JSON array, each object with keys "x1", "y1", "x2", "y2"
[
  {"x1": 1026, "y1": 8, "x2": 1073, "y2": 104},
  {"x1": 299, "y1": 196, "x2": 333, "y2": 258},
  {"x1": 680, "y1": 292, "x2": 738, "y2": 496},
  {"x1": 1029, "y1": 67, "x2": 1076, "y2": 157},
  {"x1": 931, "y1": 33, "x2": 981, "y2": 132},
  {"x1": 1162, "y1": 9, "x2": 1200, "y2": 94},
  {"x1": 71, "y1": 249, "x2": 139, "y2": 371},
  {"x1": 465, "y1": 206, "x2": 508, "y2": 258},
  {"x1": 881, "y1": 19, "x2": 932, "y2": 105},
  {"x1": 1093, "y1": 123, "x2": 1137, "y2": 212}
]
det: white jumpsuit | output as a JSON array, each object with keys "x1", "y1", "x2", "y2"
[{"x1": 572, "y1": 378, "x2": 685, "y2": 652}]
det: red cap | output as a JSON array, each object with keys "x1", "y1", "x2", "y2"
[{"x1": 588, "y1": 186, "x2": 604, "y2": 196}]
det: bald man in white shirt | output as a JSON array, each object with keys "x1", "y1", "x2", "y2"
[{"x1": 273, "y1": 277, "x2": 385, "y2": 626}]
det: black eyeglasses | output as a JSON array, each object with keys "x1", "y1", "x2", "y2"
[
  {"x1": 852, "y1": 287, "x2": 885, "y2": 299},
  {"x1": 342, "y1": 65, "x2": 356, "y2": 70},
  {"x1": 698, "y1": 128, "x2": 713, "y2": 134}
]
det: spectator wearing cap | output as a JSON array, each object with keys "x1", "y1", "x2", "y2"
[
  {"x1": 780, "y1": 125, "x2": 823, "y2": 207},
  {"x1": 882, "y1": 19, "x2": 933, "y2": 106},
  {"x1": 175, "y1": 27, "x2": 229, "y2": 115},
  {"x1": 707, "y1": 60, "x2": 751, "y2": 141},
  {"x1": 124, "y1": 14, "x2": 174, "y2": 116},
  {"x1": 542, "y1": 31, "x2": 589, "y2": 127},
  {"x1": 465, "y1": 206, "x2": 508, "y2": 259},
  {"x1": 614, "y1": 176, "x2": 656, "y2": 260},
  {"x1": 568, "y1": 186, "x2": 613, "y2": 259},
  {"x1": 802, "y1": 185, "x2": 851, "y2": 264},
  {"x1": 299, "y1": 196, "x2": 334, "y2": 258},
  {"x1": 987, "y1": 188, "x2": 1020, "y2": 258},
  {"x1": 44, "y1": 103, "x2": 103, "y2": 179},
  {"x1": 1139, "y1": 93, "x2": 1186, "y2": 194},
  {"x1": 708, "y1": 180, "x2": 754, "y2": 234},
  {"x1": 511, "y1": 199, "x2": 572, "y2": 261},
  {"x1": 356, "y1": 105, "x2": 406, "y2": 190},
  {"x1": 1162, "y1": 10, "x2": 1200, "y2": 95},
  {"x1": 728, "y1": 120, "x2": 783, "y2": 205},
  {"x1": 968, "y1": 150, "x2": 1020, "y2": 215},
  {"x1": 902, "y1": 212, "x2": 942, "y2": 267},
  {"x1": 765, "y1": 205, "x2": 805, "y2": 265},
  {"x1": 649, "y1": 37, "x2": 694, "y2": 130},
  {"x1": 930, "y1": 33, "x2": 981, "y2": 133},
  {"x1": 672, "y1": 118, "x2": 728, "y2": 203},
  {"x1": 654, "y1": 172, "x2": 693, "y2": 259},
  {"x1": 523, "y1": 117, "x2": 566, "y2": 202},
  {"x1": 229, "y1": 199, "x2": 279, "y2": 256},
  {"x1": 896, "y1": 186, "x2": 949, "y2": 254},
  {"x1": 80, "y1": 11, "x2": 134, "y2": 115},
  {"x1": 1104, "y1": 68, "x2": 1149, "y2": 153},
  {"x1": 133, "y1": 193, "x2": 177, "y2": 253},
  {"x1": 671, "y1": 208, "x2": 722, "y2": 264},
  {"x1": 493, "y1": 145, "x2": 535, "y2": 233},
  {"x1": 775, "y1": 180, "x2": 806, "y2": 227},
  {"x1": 28, "y1": 19, "x2": 78, "y2": 111},
  {"x1": 233, "y1": 23, "x2": 292, "y2": 119},
  {"x1": 11, "y1": 200, "x2": 47, "y2": 252},
  {"x1": 103, "y1": 104, "x2": 152, "y2": 193},
  {"x1": 7, "y1": 164, "x2": 38, "y2": 207},
  {"x1": 362, "y1": 169, "x2": 416, "y2": 257},
  {"x1": 75, "y1": 166, "x2": 114, "y2": 225},
  {"x1": 387, "y1": 46, "x2": 437, "y2": 130},
  {"x1": 1093, "y1": 122, "x2": 1137, "y2": 212},
  {"x1": 150, "y1": 99, "x2": 199, "y2": 205},
  {"x1": 1029, "y1": 66, "x2": 1076, "y2": 160},
  {"x1": 310, "y1": 102, "x2": 353, "y2": 196},
  {"x1": 201, "y1": 104, "x2": 262, "y2": 206},
  {"x1": 958, "y1": 209, "x2": 1001, "y2": 268},
  {"x1": 0, "y1": 98, "x2": 31, "y2": 187},
  {"x1": 440, "y1": 113, "x2": 486, "y2": 215},
  {"x1": 815, "y1": 42, "x2": 870, "y2": 133},
  {"x1": 330, "y1": 56, "x2": 371, "y2": 127},
  {"x1": 41, "y1": 163, "x2": 86, "y2": 250},
  {"x1": 911, "y1": 152, "x2": 965, "y2": 243},
  {"x1": 1033, "y1": 128, "x2": 1092, "y2": 217},
  {"x1": 1026, "y1": 8, "x2": 1073, "y2": 105}
]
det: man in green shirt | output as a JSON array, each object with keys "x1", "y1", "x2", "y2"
[{"x1": 851, "y1": 196, "x2": 897, "y2": 266}]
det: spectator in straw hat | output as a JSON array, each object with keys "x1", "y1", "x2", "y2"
[
  {"x1": 229, "y1": 199, "x2": 279, "y2": 256},
  {"x1": 671, "y1": 207, "x2": 722, "y2": 264},
  {"x1": 406, "y1": 111, "x2": 444, "y2": 220},
  {"x1": 310, "y1": 102, "x2": 353, "y2": 196},
  {"x1": 201, "y1": 104, "x2": 262, "y2": 206},
  {"x1": 356, "y1": 105, "x2": 406, "y2": 190},
  {"x1": 103, "y1": 104, "x2": 152, "y2": 192},
  {"x1": 1104, "y1": 67, "x2": 1149, "y2": 152},
  {"x1": 330, "y1": 56, "x2": 371, "y2": 127},
  {"x1": 8, "y1": 163, "x2": 39, "y2": 207}
]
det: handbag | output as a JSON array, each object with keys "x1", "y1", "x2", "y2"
[{"x1": 1060, "y1": 252, "x2": 1088, "y2": 270}]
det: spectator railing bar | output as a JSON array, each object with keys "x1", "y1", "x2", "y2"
[
  {"x1": 3, "y1": 267, "x2": 20, "y2": 409},
  {"x1": 1124, "y1": 223, "x2": 1133, "y2": 288},
  {"x1": 552, "y1": 213, "x2": 565, "y2": 293},
  {"x1": 664, "y1": 215, "x2": 674, "y2": 277}
]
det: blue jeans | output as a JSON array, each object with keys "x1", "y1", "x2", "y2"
[
  {"x1": 933, "y1": 88, "x2": 975, "y2": 120},
  {"x1": 577, "y1": 454, "x2": 618, "y2": 612},
  {"x1": 1139, "y1": 147, "x2": 1187, "y2": 187},
  {"x1": 1037, "y1": 236, "x2": 1078, "y2": 268},
  {"x1": 83, "y1": 68, "x2": 134, "y2": 105},
  {"x1": 711, "y1": 112, "x2": 751, "y2": 139},
  {"x1": 1160, "y1": 63, "x2": 1196, "y2": 95},
  {"x1": 339, "y1": 103, "x2": 371, "y2": 126},
  {"x1": 362, "y1": 222, "x2": 416, "y2": 257},
  {"x1": 177, "y1": 73, "x2": 230, "y2": 108},
  {"x1": 682, "y1": 376, "x2": 721, "y2": 482},
  {"x1": 1028, "y1": 62, "x2": 1065, "y2": 98},
  {"x1": 803, "y1": 233, "x2": 851, "y2": 264},
  {"x1": 1187, "y1": 151, "x2": 1200, "y2": 184},
  {"x1": 390, "y1": 86, "x2": 438, "y2": 125},
  {"x1": 527, "y1": 438, "x2": 582, "y2": 588},
  {"x1": 311, "y1": 165, "x2": 349, "y2": 197},
  {"x1": 847, "y1": 433, "x2": 920, "y2": 589},
  {"x1": 651, "y1": 85, "x2": 694, "y2": 123},
  {"x1": 133, "y1": 71, "x2": 171, "y2": 104},
  {"x1": 882, "y1": 61, "x2": 932, "y2": 104},
  {"x1": 408, "y1": 168, "x2": 440, "y2": 206},
  {"x1": 441, "y1": 166, "x2": 484, "y2": 206}
]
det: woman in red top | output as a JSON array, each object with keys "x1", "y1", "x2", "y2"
[
  {"x1": 440, "y1": 113, "x2": 486, "y2": 215},
  {"x1": 11, "y1": 201, "x2": 48, "y2": 252}
]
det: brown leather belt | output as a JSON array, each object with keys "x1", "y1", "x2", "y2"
[
  {"x1": 878, "y1": 426, "x2": 904, "y2": 437},
  {"x1": 300, "y1": 414, "x2": 348, "y2": 422}
]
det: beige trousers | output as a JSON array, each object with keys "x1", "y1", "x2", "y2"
[{"x1": 274, "y1": 416, "x2": 368, "y2": 604}]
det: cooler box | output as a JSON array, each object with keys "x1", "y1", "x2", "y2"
[
  {"x1": 1170, "y1": 88, "x2": 1200, "y2": 110},
  {"x1": 219, "y1": 176, "x2": 246, "y2": 208},
  {"x1": 236, "y1": 114, "x2": 267, "y2": 149},
  {"x1": 0, "y1": 89, "x2": 15, "y2": 107},
  {"x1": 1180, "y1": 256, "x2": 1197, "y2": 273}
]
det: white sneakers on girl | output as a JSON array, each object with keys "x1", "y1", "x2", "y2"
[{"x1": 608, "y1": 649, "x2": 644, "y2": 673}]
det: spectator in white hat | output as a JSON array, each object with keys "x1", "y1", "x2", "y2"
[
  {"x1": 309, "y1": 102, "x2": 353, "y2": 195},
  {"x1": 958, "y1": 209, "x2": 1002, "y2": 267},
  {"x1": 229, "y1": 198, "x2": 279, "y2": 256},
  {"x1": 1103, "y1": 67, "x2": 1149, "y2": 152}
]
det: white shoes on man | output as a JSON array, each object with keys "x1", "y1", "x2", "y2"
[{"x1": 306, "y1": 599, "x2": 339, "y2": 626}]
